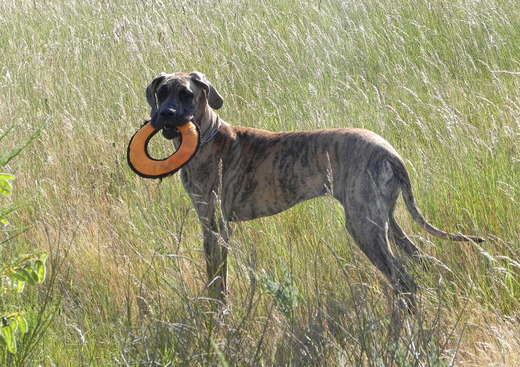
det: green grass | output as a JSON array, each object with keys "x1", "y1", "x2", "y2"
[{"x1": 1, "y1": 0, "x2": 518, "y2": 365}]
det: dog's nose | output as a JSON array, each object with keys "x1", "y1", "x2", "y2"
[{"x1": 160, "y1": 108, "x2": 176, "y2": 118}]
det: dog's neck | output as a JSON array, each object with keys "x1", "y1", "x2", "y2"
[
  {"x1": 195, "y1": 106, "x2": 221, "y2": 145},
  {"x1": 200, "y1": 116, "x2": 221, "y2": 146}
]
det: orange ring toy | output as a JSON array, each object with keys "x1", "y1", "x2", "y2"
[{"x1": 127, "y1": 121, "x2": 200, "y2": 178}]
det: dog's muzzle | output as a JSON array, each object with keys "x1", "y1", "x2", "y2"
[
  {"x1": 162, "y1": 126, "x2": 181, "y2": 140},
  {"x1": 151, "y1": 109, "x2": 194, "y2": 139}
]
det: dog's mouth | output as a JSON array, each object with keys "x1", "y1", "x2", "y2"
[
  {"x1": 162, "y1": 126, "x2": 180, "y2": 140},
  {"x1": 161, "y1": 114, "x2": 195, "y2": 140}
]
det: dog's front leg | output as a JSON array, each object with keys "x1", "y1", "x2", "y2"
[
  {"x1": 201, "y1": 216, "x2": 229, "y2": 303},
  {"x1": 192, "y1": 189, "x2": 230, "y2": 304}
]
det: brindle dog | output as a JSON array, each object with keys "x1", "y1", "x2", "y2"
[{"x1": 144, "y1": 71, "x2": 484, "y2": 310}]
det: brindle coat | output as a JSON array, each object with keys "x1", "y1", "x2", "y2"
[{"x1": 144, "y1": 71, "x2": 484, "y2": 309}]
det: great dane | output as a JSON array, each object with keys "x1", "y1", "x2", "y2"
[{"x1": 144, "y1": 71, "x2": 484, "y2": 310}]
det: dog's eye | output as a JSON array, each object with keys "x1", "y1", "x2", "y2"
[
  {"x1": 156, "y1": 86, "x2": 168, "y2": 101},
  {"x1": 179, "y1": 89, "x2": 194, "y2": 103}
]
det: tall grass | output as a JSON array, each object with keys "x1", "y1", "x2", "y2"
[{"x1": 1, "y1": 0, "x2": 518, "y2": 365}]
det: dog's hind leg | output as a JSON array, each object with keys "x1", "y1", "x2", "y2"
[
  {"x1": 340, "y1": 161, "x2": 417, "y2": 310},
  {"x1": 388, "y1": 204, "x2": 422, "y2": 258},
  {"x1": 344, "y1": 206, "x2": 417, "y2": 310}
]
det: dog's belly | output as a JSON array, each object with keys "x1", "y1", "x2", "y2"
[
  {"x1": 228, "y1": 190, "x2": 325, "y2": 221},
  {"x1": 226, "y1": 165, "x2": 330, "y2": 221}
]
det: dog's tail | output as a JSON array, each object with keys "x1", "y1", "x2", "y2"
[{"x1": 390, "y1": 158, "x2": 485, "y2": 243}]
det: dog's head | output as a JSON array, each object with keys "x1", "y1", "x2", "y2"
[{"x1": 145, "y1": 72, "x2": 223, "y2": 139}]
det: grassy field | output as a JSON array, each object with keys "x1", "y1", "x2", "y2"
[{"x1": 1, "y1": 0, "x2": 518, "y2": 365}]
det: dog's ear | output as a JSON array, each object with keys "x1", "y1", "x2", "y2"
[
  {"x1": 190, "y1": 72, "x2": 224, "y2": 110},
  {"x1": 145, "y1": 73, "x2": 168, "y2": 117}
]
